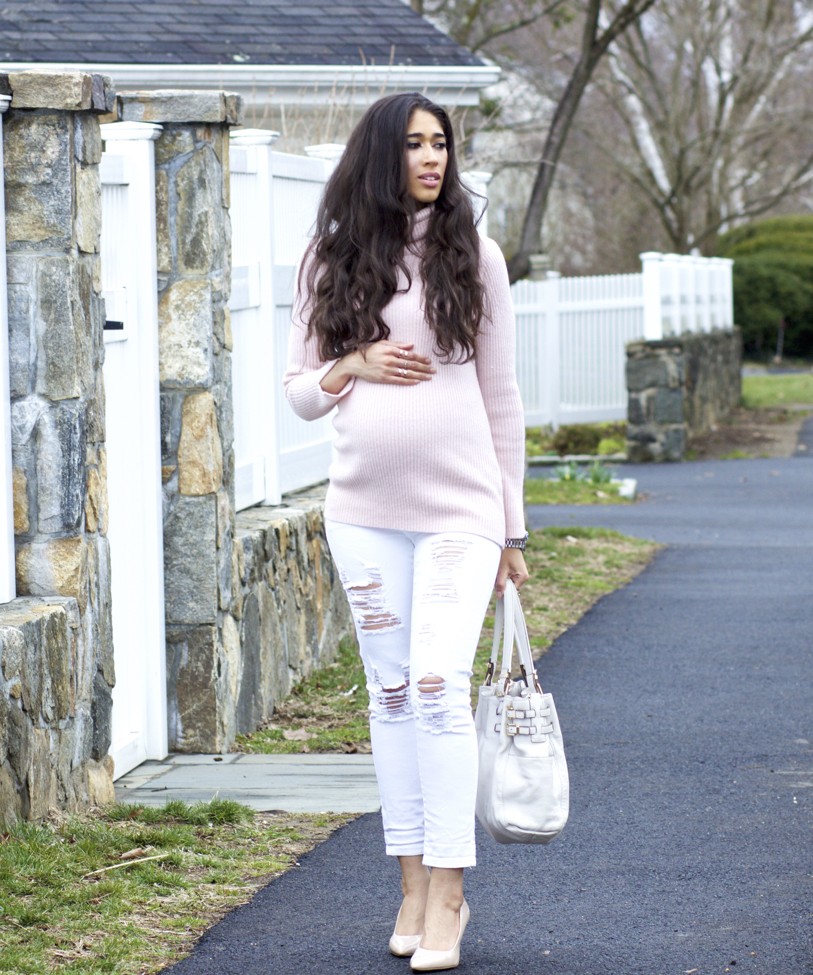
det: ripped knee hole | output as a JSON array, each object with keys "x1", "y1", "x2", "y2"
[{"x1": 346, "y1": 577, "x2": 402, "y2": 632}]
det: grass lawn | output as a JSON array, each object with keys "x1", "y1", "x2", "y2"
[
  {"x1": 0, "y1": 798, "x2": 353, "y2": 975},
  {"x1": 239, "y1": 526, "x2": 659, "y2": 753},
  {"x1": 524, "y1": 478, "x2": 631, "y2": 505},
  {"x1": 742, "y1": 372, "x2": 813, "y2": 408}
]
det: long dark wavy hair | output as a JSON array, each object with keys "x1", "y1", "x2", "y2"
[{"x1": 300, "y1": 92, "x2": 485, "y2": 362}]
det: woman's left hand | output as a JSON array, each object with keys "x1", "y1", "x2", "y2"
[{"x1": 495, "y1": 547, "x2": 529, "y2": 597}]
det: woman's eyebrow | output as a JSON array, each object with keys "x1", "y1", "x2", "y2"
[{"x1": 407, "y1": 131, "x2": 446, "y2": 139}]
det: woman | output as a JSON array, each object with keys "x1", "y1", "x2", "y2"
[{"x1": 284, "y1": 92, "x2": 528, "y2": 972}]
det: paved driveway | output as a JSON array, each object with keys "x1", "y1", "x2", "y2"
[{"x1": 167, "y1": 456, "x2": 813, "y2": 975}]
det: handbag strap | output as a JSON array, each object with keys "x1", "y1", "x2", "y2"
[{"x1": 485, "y1": 581, "x2": 542, "y2": 694}]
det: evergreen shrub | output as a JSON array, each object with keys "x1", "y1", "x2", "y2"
[{"x1": 717, "y1": 216, "x2": 813, "y2": 358}]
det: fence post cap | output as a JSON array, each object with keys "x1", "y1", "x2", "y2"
[
  {"x1": 100, "y1": 121, "x2": 163, "y2": 141},
  {"x1": 304, "y1": 143, "x2": 346, "y2": 162},
  {"x1": 231, "y1": 128, "x2": 280, "y2": 146}
]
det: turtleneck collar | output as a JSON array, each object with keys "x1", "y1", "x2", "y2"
[{"x1": 410, "y1": 205, "x2": 433, "y2": 244}]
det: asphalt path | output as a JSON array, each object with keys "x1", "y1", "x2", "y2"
[{"x1": 167, "y1": 455, "x2": 813, "y2": 975}]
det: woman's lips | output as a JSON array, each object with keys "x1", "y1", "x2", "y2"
[{"x1": 418, "y1": 173, "x2": 440, "y2": 185}]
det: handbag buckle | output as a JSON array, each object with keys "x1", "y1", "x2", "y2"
[{"x1": 520, "y1": 664, "x2": 543, "y2": 694}]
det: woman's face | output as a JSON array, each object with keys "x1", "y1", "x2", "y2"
[{"x1": 405, "y1": 109, "x2": 448, "y2": 206}]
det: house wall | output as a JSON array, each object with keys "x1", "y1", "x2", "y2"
[
  {"x1": 626, "y1": 329, "x2": 742, "y2": 462},
  {"x1": 1, "y1": 70, "x2": 118, "y2": 823}
]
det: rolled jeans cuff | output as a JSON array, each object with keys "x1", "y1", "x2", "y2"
[
  {"x1": 422, "y1": 850, "x2": 476, "y2": 869},
  {"x1": 386, "y1": 842, "x2": 425, "y2": 857}
]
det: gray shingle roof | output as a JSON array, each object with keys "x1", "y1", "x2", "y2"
[{"x1": 0, "y1": 0, "x2": 483, "y2": 67}]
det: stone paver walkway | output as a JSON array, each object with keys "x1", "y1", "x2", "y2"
[{"x1": 115, "y1": 753, "x2": 380, "y2": 813}]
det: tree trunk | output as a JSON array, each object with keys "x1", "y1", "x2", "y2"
[
  {"x1": 506, "y1": 59, "x2": 596, "y2": 282},
  {"x1": 506, "y1": 0, "x2": 658, "y2": 283}
]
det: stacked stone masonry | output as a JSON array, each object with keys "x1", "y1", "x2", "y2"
[
  {"x1": 0, "y1": 81, "x2": 354, "y2": 823},
  {"x1": 168, "y1": 486, "x2": 354, "y2": 753},
  {"x1": 1, "y1": 71, "x2": 118, "y2": 824},
  {"x1": 122, "y1": 90, "x2": 351, "y2": 755},
  {"x1": 626, "y1": 329, "x2": 742, "y2": 462}
]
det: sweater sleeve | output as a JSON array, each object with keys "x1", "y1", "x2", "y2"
[
  {"x1": 283, "y1": 259, "x2": 355, "y2": 421},
  {"x1": 475, "y1": 237, "x2": 527, "y2": 540}
]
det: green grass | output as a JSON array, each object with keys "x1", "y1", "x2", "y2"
[
  {"x1": 0, "y1": 799, "x2": 351, "y2": 974},
  {"x1": 524, "y1": 478, "x2": 630, "y2": 505},
  {"x1": 236, "y1": 637, "x2": 369, "y2": 754},
  {"x1": 239, "y1": 527, "x2": 658, "y2": 752},
  {"x1": 742, "y1": 372, "x2": 813, "y2": 408}
]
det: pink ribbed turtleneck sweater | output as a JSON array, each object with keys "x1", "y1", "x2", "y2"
[{"x1": 283, "y1": 207, "x2": 526, "y2": 547}]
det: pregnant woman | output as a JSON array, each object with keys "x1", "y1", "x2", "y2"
[{"x1": 284, "y1": 91, "x2": 528, "y2": 971}]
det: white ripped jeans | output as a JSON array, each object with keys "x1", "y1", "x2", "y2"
[{"x1": 325, "y1": 520, "x2": 501, "y2": 868}]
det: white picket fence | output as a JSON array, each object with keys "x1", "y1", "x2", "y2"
[
  {"x1": 514, "y1": 252, "x2": 734, "y2": 428},
  {"x1": 228, "y1": 146, "x2": 736, "y2": 508}
]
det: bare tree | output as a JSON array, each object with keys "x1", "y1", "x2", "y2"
[
  {"x1": 411, "y1": 0, "x2": 658, "y2": 280},
  {"x1": 503, "y1": 0, "x2": 659, "y2": 280},
  {"x1": 411, "y1": 0, "x2": 572, "y2": 54},
  {"x1": 585, "y1": 0, "x2": 813, "y2": 254}
]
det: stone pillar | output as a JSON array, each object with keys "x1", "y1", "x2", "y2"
[
  {"x1": 1, "y1": 70, "x2": 117, "y2": 819},
  {"x1": 626, "y1": 329, "x2": 742, "y2": 462},
  {"x1": 117, "y1": 90, "x2": 243, "y2": 752}
]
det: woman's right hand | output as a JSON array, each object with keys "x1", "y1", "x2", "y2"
[{"x1": 320, "y1": 341, "x2": 435, "y2": 394}]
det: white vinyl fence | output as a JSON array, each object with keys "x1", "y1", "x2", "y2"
[
  {"x1": 229, "y1": 132, "x2": 340, "y2": 509},
  {"x1": 228, "y1": 146, "x2": 735, "y2": 504},
  {"x1": 515, "y1": 252, "x2": 734, "y2": 428},
  {"x1": 99, "y1": 122, "x2": 167, "y2": 779}
]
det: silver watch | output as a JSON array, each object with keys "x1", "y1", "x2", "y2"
[{"x1": 504, "y1": 533, "x2": 528, "y2": 553}]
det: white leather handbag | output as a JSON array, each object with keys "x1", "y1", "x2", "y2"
[{"x1": 475, "y1": 580, "x2": 569, "y2": 844}]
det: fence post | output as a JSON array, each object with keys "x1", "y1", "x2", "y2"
[
  {"x1": 98, "y1": 120, "x2": 167, "y2": 775},
  {"x1": 640, "y1": 252, "x2": 663, "y2": 340},
  {"x1": 721, "y1": 257, "x2": 734, "y2": 328},
  {"x1": 544, "y1": 272, "x2": 561, "y2": 429},
  {"x1": 0, "y1": 94, "x2": 13, "y2": 603},
  {"x1": 228, "y1": 128, "x2": 280, "y2": 507}
]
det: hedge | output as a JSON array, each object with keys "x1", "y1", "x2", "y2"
[{"x1": 717, "y1": 216, "x2": 813, "y2": 358}]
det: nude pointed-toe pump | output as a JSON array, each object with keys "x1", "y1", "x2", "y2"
[
  {"x1": 409, "y1": 900, "x2": 469, "y2": 971},
  {"x1": 389, "y1": 905, "x2": 423, "y2": 957}
]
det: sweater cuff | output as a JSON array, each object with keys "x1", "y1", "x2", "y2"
[
  {"x1": 504, "y1": 495, "x2": 526, "y2": 541},
  {"x1": 314, "y1": 361, "x2": 355, "y2": 406}
]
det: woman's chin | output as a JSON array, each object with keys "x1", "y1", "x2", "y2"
[{"x1": 411, "y1": 187, "x2": 442, "y2": 205}]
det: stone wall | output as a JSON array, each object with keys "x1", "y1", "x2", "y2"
[
  {"x1": 0, "y1": 81, "x2": 354, "y2": 821},
  {"x1": 168, "y1": 486, "x2": 354, "y2": 750},
  {"x1": 626, "y1": 329, "x2": 742, "y2": 462},
  {"x1": 1, "y1": 70, "x2": 118, "y2": 822}
]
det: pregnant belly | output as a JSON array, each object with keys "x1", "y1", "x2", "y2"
[{"x1": 331, "y1": 380, "x2": 502, "y2": 496}]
